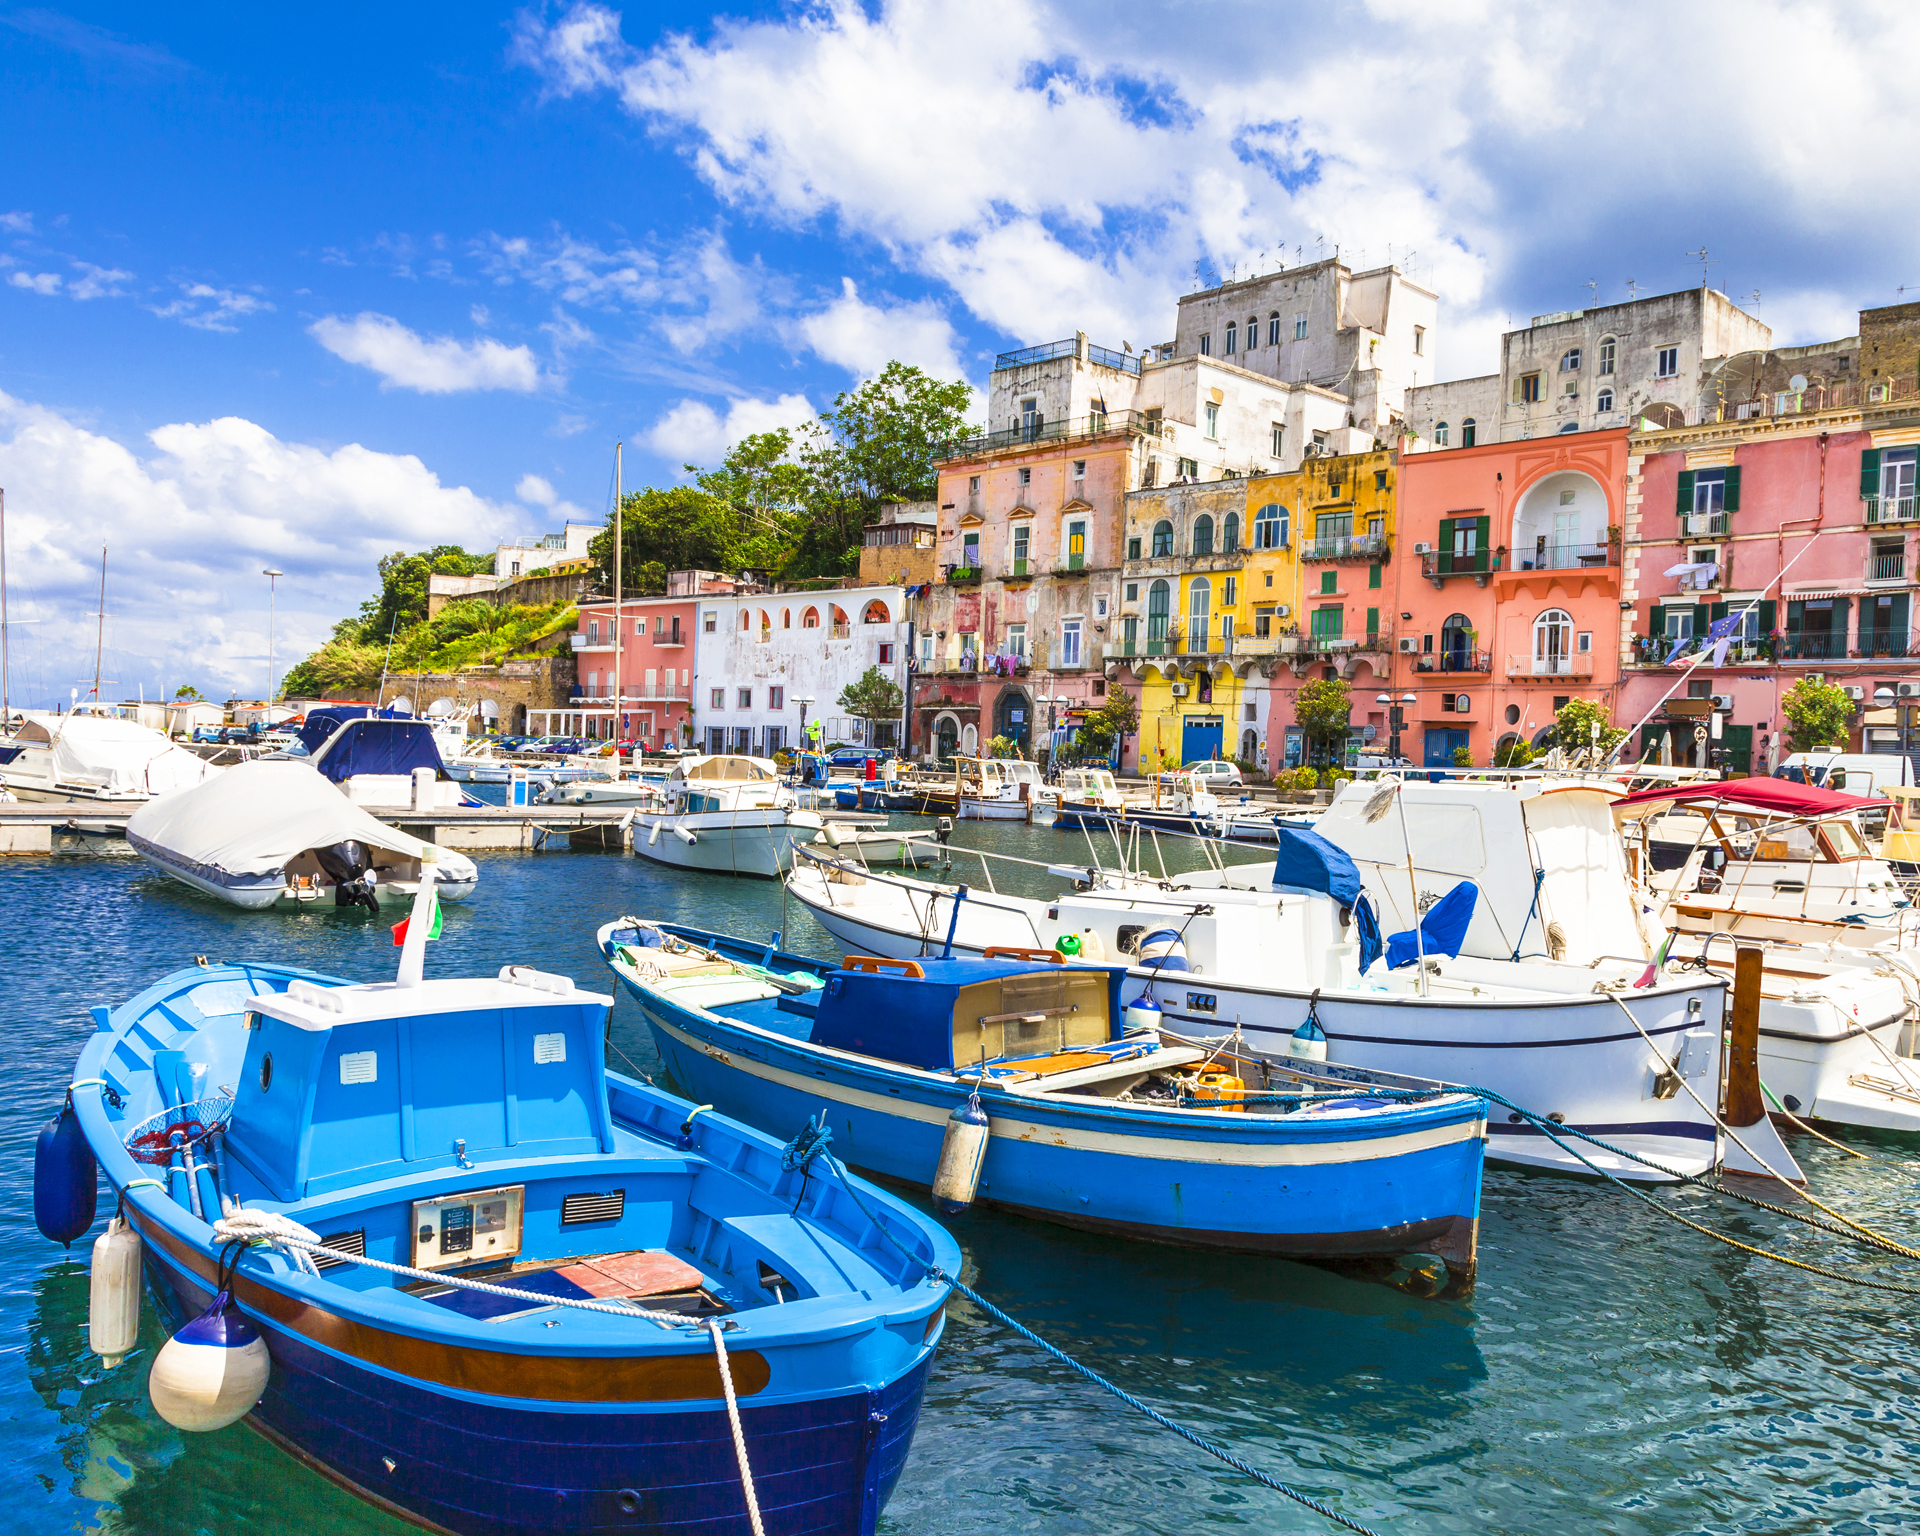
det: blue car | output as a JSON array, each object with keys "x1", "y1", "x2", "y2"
[{"x1": 828, "y1": 747, "x2": 895, "y2": 769}]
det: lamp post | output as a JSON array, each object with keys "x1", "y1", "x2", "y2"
[
  {"x1": 263, "y1": 568, "x2": 284, "y2": 712},
  {"x1": 1377, "y1": 692, "x2": 1412, "y2": 765},
  {"x1": 796, "y1": 696, "x2": 817, "y2": 760}
]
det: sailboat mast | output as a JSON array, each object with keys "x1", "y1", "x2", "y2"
[
  {"x1": 613, "y1": 441, "x2": 622, "y2": 749},
  {"x1": 92, "y1": 544, "x2": 107, "y2": 706}
]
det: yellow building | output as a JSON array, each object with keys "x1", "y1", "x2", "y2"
[{"x1": 1244, "y1": 446, "x2": 1399, "y2": 768}]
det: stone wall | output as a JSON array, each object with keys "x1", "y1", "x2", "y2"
[{"x1": 314, "y1": 654, "x2": 576, "y2": 736}]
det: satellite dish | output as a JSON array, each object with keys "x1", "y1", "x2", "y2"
[{"x1": 1789, "y1": 373, "x2": 1808, "y2": 391}]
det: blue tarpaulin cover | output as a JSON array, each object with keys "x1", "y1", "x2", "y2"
[
  {"x1": 1386, "y1": 881, "x2": 1478, "y2": 969},
  {"x1": 310, "y1": 719, "x2": 448, "y2": 784},
  {"x1": 1271, "y1": 823, "x2": 1363, "y2": 910},
  {"x1": 298, "y1": 706, "x2": 374, "y2": 756},
  {"x1": 1354, "y1": 897, "x2": 1383, "y2": 973}
]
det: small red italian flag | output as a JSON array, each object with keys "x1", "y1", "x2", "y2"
[{"x1": 391, "y1": 886, "x2": 443, "y2": 946}]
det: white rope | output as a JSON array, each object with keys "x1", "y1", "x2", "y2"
[
  {"x1": 708, "y1": 1317, "x2": 767, "y2": 1536},
  {"x1": 212, "y1": 1211, "x2": 706, "y2": 1328}
]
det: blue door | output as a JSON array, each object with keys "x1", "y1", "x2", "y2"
[
  {"x1": 1424, "y1": 727, "x2": 1468, "y2": 768},
  {"x1": 1181, "y1": 715, "x2": 1223, "y2": 763}
]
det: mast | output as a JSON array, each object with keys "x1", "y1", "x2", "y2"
[
  {"x1": 613, "y1": 441, "x2": 623, "y2": 750},
  {"x1": 92, "y1": 544, "x2": 107, "y2": 706}
]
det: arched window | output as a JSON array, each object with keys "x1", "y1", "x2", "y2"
[
  {"x1": 1597, "y1": 388, "x2": 1614, "y2": 412},
  {"x1": 830, "y1": 605, "x2": 849, "y2": 635},
  {"x1": 1558, "y1": 421, "x2": 1580, "y2": 434},
  {"x1": 1598, "y1": 337, "x2": 1617, "y2": 375},
  {"x1": 1192, "y1": 514, "x2": 1214, "y2": 556},
  {"x1": 1147, "y1": 579, "x2": 1171, "y2": 643},
  {"x1": 801, "y1": 606, "x2": 820, "y2": 629},
  {"x1": 781, "y1": 608, "x2": 791, "y2": 629},
  {"x1": 1267, "y1": 310, "x2": 1281, "y2": 346},
  {"x1": 1533, "y1": 609, "x2": 1573, "y2": 675},
  {"x1": 1253, "y1": 503, "x2": 1287, "y2": 549},
  {"x1": 862, "y1": 599, "x2": 890, "y2": 624},
  {"x1": 1151, "y1": 519, "x2": 1174, "y2": 557},
  {"x1": 739, "y1": 611, "x2": 751, "y2": 632},
  {"x1": 1247, "y1": 315, "x2": 1259, "y2": 348},
  {"x1": 1461, "y1": 418, "x2": 1477, "y2": 448},
  {"x1": 758, "y1": 609, "x2": 772, "y2": 640},
  {"x1": 1435, "y1": 421, "x2": 1450, "y2": 447},
  {"x1": 1224, "y1": 322, "x2": 1237, "y2": 355},
  {"x1": 1188, "y1": 578, "x2": 1212, "y2": 646},
  {"x1": 1222, "y1": 511, "x2": 1241, "y2": 552},
  {"x1": 1440, "y1": 613, "x2": 1473, "y2": 671}
]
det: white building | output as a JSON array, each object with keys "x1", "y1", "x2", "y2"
[
  {"x1": 693, "y1": 584, "x2": 910, "y2": 754},
  {"x1": 496, "y1": 522, "x2": 599, "y2": 579},
  {"x1": 1406, "y1": 286, "x2": 1773, "y2": 449}
]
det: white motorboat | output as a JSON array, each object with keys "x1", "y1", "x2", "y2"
[
  {"x1": 783, "y1": 834, "x2": 1728, "y2": 1181},
  {"x1": 631, "y1": 754, "x2": 824, "y2": 879},
  {"x1": 0, "y1": 709, "x2": 220, "y2": 807},
  {"x1": 543, "y1": 773, "x2": 668, "y2": 807},
  {"x1": 126, "y1": 758, "x2": 479, "y2": 910},
  {"x1": 297, "y1": 708, "x2": 479, "y2": 811},
  {"x1": 955, "y1": 756, "x2": 1038, "y2": 821}
]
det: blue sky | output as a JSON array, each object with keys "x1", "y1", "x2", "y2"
[{"x1": 2, "y1": 0, "x2": 1915, "y2": 702}]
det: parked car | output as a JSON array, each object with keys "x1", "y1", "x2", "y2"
[
  {"x1": 1178, "y1": 758, "x2": 1245, "y2": 789},
  {"x1": 828, "y1": 746, "x2": 896, "y2": 769},
  {"x1": 1775, "y1": 751, "x2": 1915, "y2": 796}
]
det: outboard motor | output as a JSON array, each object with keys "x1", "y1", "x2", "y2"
[{"x1": 313, "y1": 841, "x2": 380, "y2": 913}]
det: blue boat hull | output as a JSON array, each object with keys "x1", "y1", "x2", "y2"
[
  {"x1": 633, "y1": 998, "x2": 1484, "y2": 1288},
  {"x1": 137, "y1": 1216, "x2": 932, "y2": 1536}
]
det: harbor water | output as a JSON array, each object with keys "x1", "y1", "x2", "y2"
[{"x1": 4, "y1": 823, "x2": 1917, "y2": 1535}]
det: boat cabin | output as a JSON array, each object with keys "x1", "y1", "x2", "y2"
[
  {"x1": 308, "y1": 715, "x2": 467, "y2": 810},
  {"x1": 955, "y1": 757, "x2": 1025, "y2": 800},
  {"x1": 669, "y1": 754, "x2": 788, "y2": 812},
  {"x1": 1056, "y1": 767, "x2": 1124, "y2": 806}
]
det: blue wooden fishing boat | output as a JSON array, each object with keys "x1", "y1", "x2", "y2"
[
  {"x1": 601, "y1": 921, "x2": 1490, "y2": 1296},
  {"x1": 44, "y1": 884, "x2": 958, "y2": 1536}
]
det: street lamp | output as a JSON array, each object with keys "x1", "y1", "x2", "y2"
[
  {"x1": 796, "y1": 696, "x2": 817, "y2": 757},
  {"x1": 1377, "y1": 692, "x2": 1414, "y2": 765},
  {"x1": 263, "y1": 568, "x2": 284, "y2": 711}
]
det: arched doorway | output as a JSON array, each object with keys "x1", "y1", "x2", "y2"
[
  {"x1": 1440, "y1": 613, "x2": 1473, "y2": 671},
  {"x1": 994, "y1": 688, "x2": 1032, "y2": 752},
  {"x1": 1533, "y1": 608, "x2": 1573, "y2": 675},
  {"x1": 1240, "y1": 726, "x2": 1258, "y2": 763},
  {"x1": 934, "y1": 714, "x2": 960, "y2": 762}
]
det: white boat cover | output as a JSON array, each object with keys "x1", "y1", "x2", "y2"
[
  {"x1": 126, "y1": 759, "x2": 477, "y2": 888},
  {"x1": 16, "y1": 712, "x2": 220, "y2": 796}
]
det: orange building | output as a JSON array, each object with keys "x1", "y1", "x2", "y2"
[{"x1": 1387, "y1": 430, "x2": 1629, "y2": 765}]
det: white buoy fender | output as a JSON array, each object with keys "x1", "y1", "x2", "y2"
[
  {"x1": 931, "y1": 1097, "x2": 990, "y2": 1215},
  {"x1": 148, "y1": 1290, "x2": 271, "y2": 1431},
  {"x1": 1289, "y1": 1015, "x2": 1329, "y2": 1062},
  {"x1": 88, "y1": 1215, "x2": 142, "y2": 1367},
  {"x1": 822, "y1": 819, "x2": 844, "y2": 847},
  {"x1": 1135, "y1": 929, "x2": 1190, "y2": 971},
  {"x1": 1122, "y1": 992, "x2": 1162, "y2": 1035},
  {"x1": 647, "y1": 819, "x2": 663, "y2": 847},
  {"x1": 672, "y1": 824, "x2": 699, "y2": 845}
]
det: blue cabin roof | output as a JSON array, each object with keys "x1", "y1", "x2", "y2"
[
  {"x1": 810, "y1": 958, "x2": 1125, "y2": 1071},
  {"x1": 224, "y1": 968, "x2": 617, "y2": 1201},
  {"x1": 309, "y1": 716, "x2": 451, "y2": 783}
]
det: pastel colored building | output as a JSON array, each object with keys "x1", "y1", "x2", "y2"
[
  {"x1": 1389, "y1": 431, "x2": 1628, "y2": 765},
  {"x1": 569, "y1": 574, "x2": 717, "y2": 744}
]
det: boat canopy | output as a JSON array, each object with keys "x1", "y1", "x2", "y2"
[
  {"x1": 12, "y1": 712, "x2": 218, "y2": 796},
  {"x1": 675, "y1": 754, "x2": 777, "y2": 783},
  {"x1": 811, "y1": 958, "x2": 1120, "y2": 1071},
  {"x1": 310, "y1": 717, "x2": 451, "y2": 783},
  {"x1": 1612, "y1": 778, "x2": 1887, "y2": 818},
  {"x1": 1271, "y1": 823, "x2": 1363, "y2": 909},
  {"x1": 124, "y1": 760, "x2": 476, "y2": 886},
  {"x1": 296, "y1": 704, "x2": 408, "y2": 756}
]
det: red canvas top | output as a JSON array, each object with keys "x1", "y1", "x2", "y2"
[{"x1": 1613, "y1": 778, "x2": 1887, "y2": 817}]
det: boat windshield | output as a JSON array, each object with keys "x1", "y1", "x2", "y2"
[
  {"x1": 1821, "y1": 819, "x2": 1869, "y2": 860},
  {"x1": 681, "y1": 756, "x2": 775, "y2": 783}
]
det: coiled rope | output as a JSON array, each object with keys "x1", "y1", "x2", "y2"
[{"x1": 812, "y1": 1152, "x2": 1385, "y2": 1536}]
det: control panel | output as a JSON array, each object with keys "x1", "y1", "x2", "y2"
[{"x1": 411, "y1": 1185, "x2": 526, "y2": 1271}]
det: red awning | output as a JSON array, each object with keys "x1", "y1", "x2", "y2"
[{"x1": 1613, "y1": 778, "x2": 1888, "y2": 818}]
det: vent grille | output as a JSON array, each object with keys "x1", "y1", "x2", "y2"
[
  {"x1": 313, "y1": 1230, "x2": 366, "y2": 1270},
  {"x1": 561, "y1": 1190, "x2": 626, "y2": 1225}
]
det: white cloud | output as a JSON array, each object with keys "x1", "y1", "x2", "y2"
[
  {"x1": 644, "y1": 391, "x2": 815, "y2": 466},
  {"x1": 310, "y1": 312, "x2": 545, "y2": 393},
  {"x1": 9, "y1": 270, "x2": 61, "y2": 295},
  {"x1": 517, "y1": 1, "x2": 1920, "y2": 382},
  {"x1": 0, "y1": 389, "x2": 516, "y2": 700},
  {"x1": 517, "y1": 473, "x2": 558, "y2": 506},
  {"x1": 795, "y1": 277, "x2": 967, "y2": 382},
  {"x1": 152, "y1": 280, "x2": 270, "y2": 331},
  {"x1": 69, "y1": 261, "x2": 135, "y2": 301},
  {"x1": 1, "y1": 211, "x2": 34, "y2": 234}
]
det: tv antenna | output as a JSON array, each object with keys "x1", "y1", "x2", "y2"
[
  {"x1": 1626, "y1": 279, "x2": 1639, "y2": 301},
  {"x1": 1582, "y1": 279, "x2": 1597, "y2": 308},
  {"x1": 1741, "y1": 289, "x2": 1762, "y2": 310},
  {"x1": 1685, "y1": 247, "x2": 1717, "y2": 287}
]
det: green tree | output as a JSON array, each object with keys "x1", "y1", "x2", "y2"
[
  {"x1": 1782, "y1": 677, "x2": 1853, "y2": 753},
  {"x1": 1493, "y1": 738, "x2": 1536, "y2": 769},
  {"x1": 1551, "y1": 697, "x2": 1628, "y2": 760},
  {"x1": 1071, "y1": 690, "x2": 1139, "y2": 761},
  {"x1": 689, "y1": 430, "x2": 809, "y2": 567},
  {"x1": 172, "y1": 683, "x2": 202, "y2": 700},
  {"x1": 1451, "y1": 745, "x2": 1474, "y2": 768},
  {"x1": 1294, "y1": 678, "x2": 1352, "y2": 761},
  {"x1": 588, "y1": 487, "x2": 740, "y2": 594},
  {"x1": 358, "y1": 545, "x2": 491, "y2": 642},
  {"x1": 837, "y1": 665, "x2": 905, "y2": 745}
]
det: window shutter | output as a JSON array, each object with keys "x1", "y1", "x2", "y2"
[
  {"x1": 1474, "y1": 515, "x2": 1490, "y2": 570},
  {"x1": 1758, "y1": 600, "x2": 1776, "y2": 633},
  {"x1": 1835, "y1": 597, "x2": 1852, "y2": 645},
  {"x1": 1437, "y1": 517, "x2": 1454, "y2": 574},
  {"x1": 1709, "y1": 602, "x2": 1728, "y2": 623},
  {"x1": 1649, "y1": 603, "x2": 1666, "y2": 638},
  {"x1": 1722, "y1": 465, "x2": 1741, "y2": 512},
  {"x1": 1366, "y1": 607, "x2": 1380, "y2": 635},
  {"x1": 1786, "y1": 600, "x2": 1804, "y2": 634},
  {"x1": 1892, "y1": 593, "x2": 1910, "y2": 639},
  {"x1": 1861, "y1": 448, "x2": 1883, "y2": 499},
  {"x1": 1692, "y1": 603, "x2": 1711, "y2": 635},
  {"x1": 1368, "y1": 563, "x2": 1382, "y2": 589},
  {"x1": 1676, "y1": 469, "x2": 1696, "y2": 515}
]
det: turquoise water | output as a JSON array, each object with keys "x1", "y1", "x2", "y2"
[{"x1": 5, "y1": 826, "x2": 1917, "y2": 1535}]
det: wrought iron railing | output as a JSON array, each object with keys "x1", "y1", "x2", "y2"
[
  {"x1": 1300, "y1": 533, "x2": 1391, "y2": 562},
  {"x1": 993, "y1": 338, "x2": 1141, "y2": 375},
  {"x1": 1505, "y1": 652, "x2": 1594, "y2": 678},
  {"x1": 937, "y1": 409, "x2": 1160, "y2": 461}
]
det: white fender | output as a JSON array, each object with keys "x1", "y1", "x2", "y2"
[
  {"x1": 148, "y1": 1295, "x2": 271, "y2": 1431},
  {"x1": 88, "y1": 1216, "x2": 142, "y2": 1367}
]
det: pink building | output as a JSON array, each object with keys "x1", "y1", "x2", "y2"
[
  {"x1": 1619, "y1": 419, "x2": 1912, "y2": 772},
  {"x1": 1383, "y1": 431, "x2": 1628, "y2": 766},
  {"x1": 565, "y1": 571, "x2": 736, "y2": 744}
]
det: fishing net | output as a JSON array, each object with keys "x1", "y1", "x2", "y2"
[{"x1": 122, "y1": 1093, "x2": 236, "y2": 1164}]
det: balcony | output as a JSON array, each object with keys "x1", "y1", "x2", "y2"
[
  {"x1": 1006, "y1": 558, "x2": 1033, "y2": 579},
  {"x1": 567, "y1": 687, "x2": 691, "y2": 704},
  {"x1": 1299, "y1": 533, "x2": 1391, "y2": 563},
  {"x1": 830, "y1": 624, "x2": 851, "y2": 640},
  {"x1": 936, "y1": 408, "x2": 1160, "y2": 463},
  {"x1": 571, "y1": 634, "x2": 614, "y2": 652},
  {"x1": 1870, "y1": 549, "x2": 1908, "y2": 583},
  {"x1": 1510, "y1": 540, "x2": 1615, "y2": 572},
  {"x1": 1783, "y1": 633, "x2": 1846, "y2": 661},
  {"x1": 1422, "y1": 549, "x2": 1495, "y2": 582},
  {"x1": 1680, "y1": 511, "x2": 1730, "y2": 539},
  {"x1": 1865, "y1": 495, "x2": 1918, "y2": 526},
  {"x1": 947, "y1": 564, "x2": 983, "y2": 586},
  {"x1": 994, "y1": 338, "x2": 1141, "y2": 375},
  {"x1": 1413, "y1": 650, "x2": 1493, "y2": 674},
  {"x1": 1505, "y1": 653, "x2": 1595, "y2": 679}
]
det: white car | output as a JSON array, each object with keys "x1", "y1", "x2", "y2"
[{"x1": 1178, "y1": 759, "x2": 1245, "y2": 789}]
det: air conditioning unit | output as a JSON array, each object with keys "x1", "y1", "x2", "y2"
[
  {"x1": 1806, "y1": 673, "x2": 1825, "y2": 685},
  {"x1": 1454, "y1": 695, "x2": 1471, "y2": 714},
  {"x1": 1276, "y1": 605, "x2": 1291, "y2": 618},
  {"x1": 1170, "y1": 682, "x2": 1190, "y2": 698},
  {"x1": 1711, "y1": 693, "x2": 1734, "y2": 711},
  {"x1": 1413, "y1": 542, "x2": 1433, "y2": 554},
  {"x1": 1900, "y1": 682, "x2": 1920, "y2": 698},
  {"x1": 1398, "y1": 638, "x2": 1419, "y2": 653},
  {"x1": 1844, "y1": 685, "x2": 1865, "y2": 702}
]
